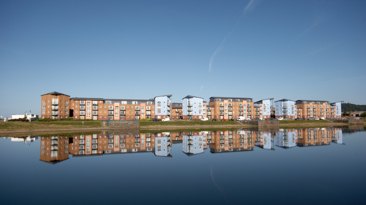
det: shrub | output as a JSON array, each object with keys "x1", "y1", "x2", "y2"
[{"x1": 361, "y1": 112, "x2": 366, "y2": 118}]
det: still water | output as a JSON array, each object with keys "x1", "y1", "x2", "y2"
[{"x1": 0, "y1": 127, "x2": 365, "y2": 205}]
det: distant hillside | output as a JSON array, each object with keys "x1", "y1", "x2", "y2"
[{"x1": 342, "y1": 103, "x2": 366, "y2": 112}]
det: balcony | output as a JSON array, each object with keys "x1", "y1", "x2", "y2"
[
  {"x1": 108, "y1": 107, "x2": 113, "y2": 111},
  {"x1": 229, "y1": 108, "x2": 233, "y2": 112},
  {"x1": 80, "y1": 101, "x2": 85, "y2": 105},
  {"x1": 239, "y1": 112, "x2": 243, "y2": 116},
  {"x1": 146, "y1": 112, "x2": 151, "y2": 116},
  {"x1": 108, "y1": 111, "x2": 113, "y2": 116},
  {"x1": 146, "y1": 107, "x2": 151, "y2": 111},
  {"x1": 228, "y1": 112, "x2": 232, "y2": 115},
  {"x1": 188, "y1": 112, "x2": 193, "y2": 116},
  {"x1": 220, "y1": 112, "x2": 224, "y2": 116},
  {"x1": 52, "y1": 111, "x2": 58, "y2": 116},
  {"x1": 120, "y1": 107, "x2": 125, "y2": 110},
  {"x1": 135, "y1": 111, "x2": 140, "y2": 116},
  {"x1": 220, "y1": 104, "x2": 223, "y2": 107},
  {"x1": 239, "y1": 109, "x2": 243, "y2": 112},
  {"x1": 135, "y1": 107, "x2": 140, "y2": 111},
  {"x1": 228, "y1": 104, "x2": 232, "y2": 107},
  {"x1": 80, "y1": 106, "x2": 85, "y2": 111},
  {"x1": 207, "y1": 112, "x2": 211, "y2": 115},
  {"x1": 120, "y1": 111, "x2": 126, "y2": 115},
  {"x1": 188, "y1": 108, "x2": 193, "y2": 112},
  {"x1": 93, "y1": 106, "x2": 98, "y2": 111},
  {"x1": 93, "y1": 111, "x2": 98, "y2": 116},
  {"x1": 187, "y1": 103, "x2": 193, "y2": 107},
  {"x1": 52, "y1": 99, "x2": 59, "y2": 105},
  {"x1": 93, "y1": 101, "x2": 98, "y2": 105},
  {"x1": 52, "y1": 106, "x2": 58, "y2": 110},
  {"x1": 79, "y1": 111, "x2": 85, "y2": 116}
]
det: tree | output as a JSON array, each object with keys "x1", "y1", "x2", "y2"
[
  {"x1": 343, "y1": 111, "x2": 347, "y2": 116},
  {"x1": 361, "y1": 112, "x2": 366, "y2": 118}
]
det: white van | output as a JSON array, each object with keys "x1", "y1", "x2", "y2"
[{"x1": 237, "y1": 116, "x2": 246, "y2": 121}]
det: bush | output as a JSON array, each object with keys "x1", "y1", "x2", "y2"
[
  {"x1": 39, "y1": 117, "x2": 75, "y2": 122},
  {"x1": 361, "y1": 112, "x2": 366, "y2": 118},
  {"x1": 9, "y1": 118, "x2": 29, "y2": 122},
  {"x1": 139, "y1": 119, "x2": 153, "y2": 121}
]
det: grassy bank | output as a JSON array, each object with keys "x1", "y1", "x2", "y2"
[
  {"x1": 279, "y1": 120, "x2": 333, "y2": 124},
  {"x1": 0, "y1": 120, "x2": 103, "y2": 131},
  {"x1": 140, "y1": 121, "x2": 240, "y2": 126}
]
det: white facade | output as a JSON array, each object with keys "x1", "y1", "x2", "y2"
[
  {"x1": 182, "y1": 96, "x2": 203, "y2": 116},
  {"x1": 255, "y1": 99, "x2": 272, "y2": 117},
  {"x1": 11, "y1": 113, "x2": 37, "y2": 121},
  {"x1": 154, "y1": 95, "x2": 172, "y2": 118},
  {"x1": 261, "y1": 132, "x2": 273, "y2": 150},
  {"x1": 335, "y1": 102, "x2": 342, "y2": 117},
  {"x1": 182, "y1": 135, "x2": 204, "y2": 155},
  {"x1": 275, "y1": 129, "x2": 297, "y2": 148},
  {"x1": 155, "y1": 137, "x2": 171, "y2": 157},
  {"x1": 275, "y1": 100, "x2": 296, "y2": 118},
  {"x1": 332, "y1": 129, "x2": 343, "y2": 144}
]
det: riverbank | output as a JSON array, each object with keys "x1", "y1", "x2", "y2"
[{"x1": 0, "y1": 120, "x2": 363, "y2": 135}]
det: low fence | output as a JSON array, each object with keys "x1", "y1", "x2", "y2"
[
  {"x1": 240, "y1": 120, "x2": 279, "y2": 127},
  {"x1": 103, "y1": 120, "x2": 140, "y2": 129}
]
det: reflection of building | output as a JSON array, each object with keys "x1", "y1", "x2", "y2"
[
  {"x1": 297, "y1": 128, "x2": 332, "y2": 147},
  {"x1": 275, "y1": 129, "x2": 297, "y2": 148},
  {"x1": 11, "y1": 136, "x2": 38, "y2": 143},
  {"x1": 209, "y1": 130, "x2": 254, "y2": 153},
  {"x1": 331, "y1": 128, "x2": 344, "y2": 145},
  {"x1": 255, "y1": 132, "x2": 274, "y2": 150},
  {"x1": 155, "y1": 133, "x2": 172, "y2": 157},
  {"x1": 40, "y1": 136, "x2": 69, "y2": 164},
  {"x1": 182, "y1": 133, "x2": 204, "y2": 156}
]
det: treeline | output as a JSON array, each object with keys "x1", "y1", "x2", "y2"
[{"x1": 342, "y1": 103, "x2": 366, "y2": 112}]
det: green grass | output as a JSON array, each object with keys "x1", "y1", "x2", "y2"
[
  {"x1": 279, "y1": 120, "x2": 333, "y2": 124},
  {"x1": 0, "y1": 120, "x2": 103, "y2": 131},
  {"x1": 139, "y1": 120, "x2": 240, "y2": 126}
]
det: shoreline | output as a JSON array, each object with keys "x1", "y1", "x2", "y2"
[{"x1": 0, "y1": 122, "x2": 361, "y2": 136}]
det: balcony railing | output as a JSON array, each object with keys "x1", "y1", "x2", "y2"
[
  {"x1": 80, "y1": 106, "x2": 85, "y2": 111},
  {"x1": 79, "y1": 112, "x2": 85, "y2": 116},
  {"x1": 93, "y1": 111, "x2": 98, "y2": 116},
  {"x1": 80, "y1": 101, "x2": 85, "y2": 105},
  {"x1": 93, "y1": 101, "x2": 98, "y2": 105},
  {"x1": 135, "y1": 112, "x2": 140, "y2": 116},
  {"x1": 188, "y1": 112, "x2": 192, "y2": 116},
  {"x1": 52, "y1": 100, "x2": 58, "y2": 105},
  {"x1": 120, "y1": 111, "x2": 126, "y2": 115},
  {"x1": 188, "y1": 108, "x2": 193, "y2": 112},
  {"x1": 108, "y1": 107, "x2": 113, "y2": 111},
  {"x1": 135, "y1": 107, "x2": 140, "y2": 111},
  {"x1": 108, "y1": 111, "x2": 113, "y2": 116},
  {"x1": 120, "y1": 107, "x2": 125, "y2": 110},
  {"x1": 52, "y1": 106, "x2": 58, "y2": 110},
  {"x1": 207, "y1": 112, "x2": 211, "y2": 115},
  {"x1": 146, "y1": 112, "x2": 151, "y2": 116},
  {"x1": 93, "y1": 106, "x2": 98, "y2": 111},
  {"x1": 228, "y1": 112, "x2": 232, "y2": 115},
  {"x1": 52, "y1": 112, "x2": 58, "y2": 116}
]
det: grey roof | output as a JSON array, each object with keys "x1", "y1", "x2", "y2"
[
  {"x1": 296, "y1": 100, "x2": 329, "y2": 104},
  {"x1": 209, "y1": 97, "x2": 252, "y2": 102},
  {"x1": 275, "y1": 99, "x2": 295, "y2": 102},
  {"x1": 255, "y1": 98, "x2": 274, "y2": 103},
  {"x1": 207, "y1": 105, "x2": 215, "y2": 107},
  {"x1": 154, "y1": 94, "x2": 172, "y2": 99},
  {"x1": 182, "y1": 95, "x2": 203, "y2": 100},
  {"x1": 41, "y1": 91, "x2": 70, "y2": 96},
  {"x1": 71, "y1": 97, "x2": 154, "y2": 104}
]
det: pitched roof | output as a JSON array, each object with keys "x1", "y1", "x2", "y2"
[{"x1": 41, "y1": 91, "x2": 70, "y2": 96}]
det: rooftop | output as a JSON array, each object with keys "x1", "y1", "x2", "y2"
[{"x1": 41, "y1": 91, "x2": 70, "y2": 96}]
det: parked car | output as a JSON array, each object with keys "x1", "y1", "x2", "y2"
[
  {"x1": 237, "y1": 116, "x2": 246, "y2": 121},
  {"x1": 212, "y1": 119, "x2": 217, "y2": 121},
  {"x1": 162, "y1": 117, "x2": 170, "y2": 121},
  {"x1": 201, "y1": 118, "x2": 208, "y2": 121},
  {"x1": 295, "y1": 118, "x2": 301, "y2": 120},
  {"x1": 278, "y1": 118, "x2": 283, "y2": 121},
  {"x1": 301, "y1": 118, "x2": 306, "y2": 120},
  {"x1": 153, "y1": 118, "x2": 160, "y2": 122},
  {"x1": 308, "y1": 117, "x2": 314, "y2": 120},
  {"x1": 315, "y1": 117, "x2": 319, "y2": 120},
  {"x1": 245, "y1": 118, "x2": 251, "y2": 121},
  {"x1": 320, "y1": 117, "x2": 325, "y2": 120},
  {"x1": 221, "y1": 119, "x2": 226, "y2": 121}
]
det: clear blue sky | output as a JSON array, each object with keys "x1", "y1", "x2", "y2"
[{"x1": 0, "y1": 0, "x2": 365, "y2": 117}]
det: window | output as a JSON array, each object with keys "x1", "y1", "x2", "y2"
[
  {"x1": 132, "y1": 101, "x2": 138, "y2": 104},
  {"x1": 87, "y1": 102, "x2": 91, "y2": 118},
  {"x1": 121, "y1": 101, "x2": 127, "y2": 104},
  {"x1": 157, "y1": 101, "x2": 161, "y2": 113}
]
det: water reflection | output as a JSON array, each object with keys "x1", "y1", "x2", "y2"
[{"x1": 30, "y1": 127, "x2": 363, "y2": 164}]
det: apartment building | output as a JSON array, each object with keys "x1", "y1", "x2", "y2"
[
  {"x1": 275, "y1": 99, "x2": 296, "y2": 119},
  {"x1": 295, "y1": 100, "x2": 331, "y2": 119},
  {"x1": 182, "y1": 95, "x2": 204, "y2": 120},
  {"x1": 330, "y1": 102, "x2": 342, "y2": 119},
  {"x1": 41, "y1": 92, "x2": 70, "y2": 119},
  {"x1": 296, "y1": 128, "x2": 332, "y2": 147},
  {"x1": 70, "y1": 98, "x2": 156, "y2": 120},
  {"x1": 41, "y1": 92, "x2": 173, "y2": 120},
  {"x1": 170, "y1": 103, "x2": 182, "y2": 119},
  {"x1": 155, "y1": 135, "x2": 172, "y2": 157},
  {"x1": 154, "y1": 95, "x2": 172, "y2": 119},
  {"x1": 254, "y1": 98, "x2": 273, "y2": 119},
  {"x1": 254, "y1": 131, "x2": 274, "y2": 150},
  {"x1": 208, "y1": 97, "x2": 254, "y2": 120}
]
